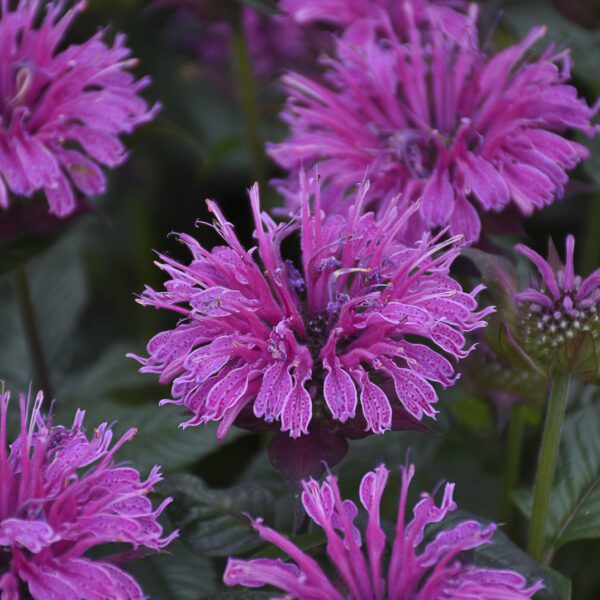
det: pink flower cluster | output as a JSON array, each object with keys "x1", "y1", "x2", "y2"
[
  {"x1": 224, "y1": 462, "x2": 544, "y2": 599},
  {"x1": 0, "y1": 389, "x2": 176, "y2": 600},
  {"x1": 131, "y1": 177, "x2": 492, "y2": 439},
  {"x1": 0, "y1": 0, "x2": 158, "y2": 217},
  {"x1": 271, "y1": 1, "x2": 598, "y2": 240}
]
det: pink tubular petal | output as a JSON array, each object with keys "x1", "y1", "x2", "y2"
[
  {"x1": 515, "y1": 243, "x2": 560, "y2": 299},
  {"x1": 359, "y1": 465, "x2": 389, "y2": 600},
  {"x1": 421, "y1": 164, "x2": 455, "y2": 227},
  {"x1": 379, "y1": 358, "x2": 438, "y2": 420},
  {"x1": 323, "y1": 355, "x2": 358, "y2": 422},
  {"x1": 356, "y1": 370, "x2": 392, "y2": 434}
]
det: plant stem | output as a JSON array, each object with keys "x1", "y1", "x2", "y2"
[
  {"x1": 500, "y1": 403, "x2": 526, "y2": 536},
  {"x1": 13, "y1": 265, "x2": 53, "y2": 400},
  {"x1": 230, "y1": 6, "x2": 267, "y2": 189},
  {"x1": 527, "y1": 373, "x2": 570, "y2": 561}
]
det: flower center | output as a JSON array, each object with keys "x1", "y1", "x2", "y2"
[
  {"x1": 522, "y1": 294, "x2": 600, "y2": 354},
  {"x1": 389, "y1": 129, "x2": 438, "y2": 179}
]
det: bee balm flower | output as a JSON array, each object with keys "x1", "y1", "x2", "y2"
[
  {"x1": 224, "y1": 463, "x2": 544, "y2": 599},
  {"x1": 0, "y1": 389, "x2": 176, "y2": 600},
  {"x1": 269, "y1": 3, "x2": 598, "y2": 241},
  {"x1": 131, "y1": 177, "x2": 492, "y2": 439},
  {"x1": 0, "y1": 0, "x2": 159, "y2": 217},
  {"x1": 516, "y1": 235, "x2": 600, "y2": 371}
]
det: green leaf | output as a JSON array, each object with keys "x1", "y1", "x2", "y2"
[
  {"x1": 428, "y1": 510, "x2": 571, "y2": 599},
  {"x1": 252, "y1": 530, "x2": 327, "y2": 559},
  {"x1": 476, "y1": 527, "x2": 571, "y2": 600},
  {"x1": 0, "y1": 233, "x2": 59, "y2": 277},
  {"x1": 56, "y1": 344, "x2": 244, "y2": 474},
  {"x1": 0, "y1": 226, "x2": 88, "y2": 392},
  {"x1": 514, "y1": 400, "x2": 600, "y2": 563},
  {"x1": 127, "y1": 540, "x2": 216, "y2": 600},
  {"x1": 162, "y1": 473, "x2": 275, "y2": 557}
]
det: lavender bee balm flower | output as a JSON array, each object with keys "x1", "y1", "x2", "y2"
[
  {"x1": 0, "y1": 0, "x2": 159, "y2": 216},
  {"x1": 224, "y1": 463, "x2": 544, "y2": 599},
  {"x1": 0, "y1": 389, "x2": 176, "y2": 599},
  {"x1": 131, "y1": 178, "x2": 492, "y2": 439}
]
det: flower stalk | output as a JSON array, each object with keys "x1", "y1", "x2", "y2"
[
  {"x1": 527, "y1": 372, "x2": 571, "y2": 561},
  {"x1": 230, "y1": 5, "x2": 266, "y2": 189},
  {"x1": 13, "y1": 265, "x2": 53, "y2": 400}
]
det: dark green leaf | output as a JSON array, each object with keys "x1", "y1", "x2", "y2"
[
  {"x1": 55, "y1": 344, "x2": 245, "y2": 474},
  {"x1": 162, "y1": 473, "x2": 275, "y2": 557},
  {"x1": 252, "y1": 530, "x2": 327, "y2": 559},
  {"x1": 429, "y1": 510, "x2": 571, "y2": 599},
  {"x1": 514, "y1": 400, "x2": 600, "y2": 563},
  {"x1": 127, "y1": 540, "x2": 216, "y2": 600}
]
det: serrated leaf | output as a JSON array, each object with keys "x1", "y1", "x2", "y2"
[
  {"x1": 54, "y1": 344, "x2": 244, "y2": 474},
  {"x1": 127, "y1": 540, "x2": 216, "y2": 600},
  {"x1": 514, "y1": 401, "x2": 600, "y2": 563},
  {"x1": 428, "y1": 510, "x2": 570, "y2": 599},
  {"x1": 162, "y1": 473, "x2": 275, "y2": 557}
]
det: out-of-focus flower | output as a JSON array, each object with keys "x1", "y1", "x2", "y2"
[
  {"x1": 516, "y1": 235, "x2": 600, "y2": 372},
  {"x1": 224, "y1": 463, "x2": 544, "y2": 599},
  {"x1": 0, "y1": 388, "x2": 176, "y2": 600},
  {"x1": 269, "y1": 3, "x2": 598, "y2": 241},
  {"x1": 130, "y1": 177, "x2": 492, "y2": 439},
  {"x1": 281, "y1": 0, "x2": 470, "y2": 39},
  {"x1": 0, "y1": 0, "x2": 159, "y2": 217},
  {"x1": 157, "y1": 0, "x2": 312, "y2": 79}
]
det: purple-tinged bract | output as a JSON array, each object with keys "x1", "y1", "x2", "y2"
[
  {"x1": 516, "y1": 235, "x2": 600, "y2": 366},
  {"x1": 131, "y1": 177, "x2": 492, "y2": 439},
  {"x1": 0, "y1": 389, "x2": 176, "y2": 600},
  {"x1": 269, "y1": 2, "x2": 598, "y2": 241},
  {"x1": 224, "y1": 463, "x2": 544, "y2": 599},
  {"x1": 0, "y1": 0, "x2": 159, "y2": 217}
]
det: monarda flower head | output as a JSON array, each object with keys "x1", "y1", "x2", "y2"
[
  {"x1": 269, "y1": 2, "x2": 598, "y2": 241},
  {"x1": 0, "y1": 0, "x2": 159, "y2": 217},
  {"x1": 0, "y1": 389, "x2": 176, "y2": 599},
  {"x1": 281, "y1": 0, "x2": 469, "y2": 38},
  {"x1": 131, "y1": 177, "x2": 492, "y2": 440},
  {"x1": 516, "y1": 235, "x2": 600, "y2": 375},
  {"x1": 224, "y1": 463, "x2": 544, "y2": 599}
]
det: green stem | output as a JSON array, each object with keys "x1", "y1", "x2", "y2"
[
  {"x1": 527, "y1": 373, "x2": 570, "y2": 561},
  {"x1": 230, "y1": 7, "x2": 267, "y2": 189},
  {"x1": 500, "y1": 403, "x2": 526, "y2": 536},
  {"x1": 13, "y1": 265, "x2": 53, "y2": 400}
]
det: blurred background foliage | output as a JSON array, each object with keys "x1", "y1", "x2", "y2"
[{"x1": 1, "y1": 0, "x2": 600, "y2": 598}]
